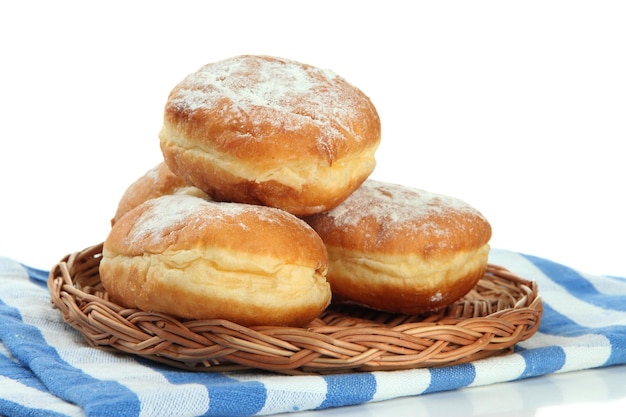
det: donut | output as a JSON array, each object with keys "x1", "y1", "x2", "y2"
[
  {"x1": 159, "y1": 55, "x2": 381, "y2": 216},
  {"x1": 111, "y1": 162, "x2": 209, "y2": 226},
  {"x1": 302, "y1": 180, "x2": 492, "y2": 314},
  {"x1": 100, "y1": 194, "x2": 331, "y2": 327}
]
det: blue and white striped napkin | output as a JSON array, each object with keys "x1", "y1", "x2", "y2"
[{"x1": 1, "y1": 248, "x2": 625, "y2": 417}]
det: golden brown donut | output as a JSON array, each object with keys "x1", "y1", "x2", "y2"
[
  {"x1": 303, "y1": 180, "x2": 492, "y2": 314},
  {"x1": 111, "y1": 162, "x2": 209, "y2": 226},
  {"x1": 159, "y1": 55, "x2": 381, "y2": 216},
  {"x1": 100, "y1": 194, "x2": 331, "y2": 327}
]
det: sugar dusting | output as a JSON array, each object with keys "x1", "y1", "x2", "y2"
[
  {"x1": 126, "y1": 195, "x2": 212, "y2": 246},
  {"x1": 125, "y1": 194, "x2": 295, "y2": 247},
  {"x1": 166, "y1": 55, "x2": 369, "y2": 145},
  {"x1": 430, "y1": 291, "x2": 443, "y2": 303},
  {"x1": 324, "y1": 180, "x2": 487, "y2": 243},
  {"x1": 328, "y1": 180, "x2": 476, "y2": 225}
]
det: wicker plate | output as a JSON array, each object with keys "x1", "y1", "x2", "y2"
[{"x1": 48, "y1": 243, "x2": 542, "y2": 375}]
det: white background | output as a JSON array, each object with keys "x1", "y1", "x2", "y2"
[{"x1": 1, "y1": 0, "x2": 625, "y2": 277}]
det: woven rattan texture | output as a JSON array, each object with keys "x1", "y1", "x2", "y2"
[{"x1": 48, "y1": 243, "x2": 542, "y2": 375}]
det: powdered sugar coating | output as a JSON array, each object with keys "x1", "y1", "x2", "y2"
[
  {"x1": 126, "y1": 195, "x2": 215, "y2": 247},
  {"x1": 125, "y1": 195, "x2": 291, "y2": 248},
  {"x1": 328, "y1": 180, "x2": 481, "y2": 227},
  {"x1": 314, "y1": 180, "x2": 491, "y2": 251},
  {"x1": 165, "y1": 55, "x2": 372, "y2": 145}
]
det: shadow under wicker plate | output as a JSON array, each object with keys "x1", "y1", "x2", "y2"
[{"x1": 48, "y1": 243, "x2": 543, "y2": 375}]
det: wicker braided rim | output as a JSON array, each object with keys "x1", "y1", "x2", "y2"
[{"x1": 48, "y1": 243, "x2": 542, "y2": 375}]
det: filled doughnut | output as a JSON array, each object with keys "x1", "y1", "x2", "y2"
[
  {"x1": 111, "y1": 162, "x2": 209, "y2": 226},
  {"x1": 159, "y1": 54, "x2": 381, "y2": 216},
  {"x1": 100, "y1": 194, "x2": 331, "y2": 327},
  {"x1": 303, "y1": 180, "x2": 492, "y2": 314}
]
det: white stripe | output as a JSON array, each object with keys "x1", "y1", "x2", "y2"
[
  {"x1": 470, "y1": 352, "x2": 527, "y2": 387},
  {"x1": 582, "y1": 271, "x2": 626, "y2": 295},
  {"x1": 489, "y1": 249, "x2": 626, "y2": 328},
  {"x1": 0, "y1": 375, "x2": 85, "y2": 417},
  {"x1": 518, "y1": 332, "x2": 612, "y2": 372},
  {"x1": 372, "y1": 367, "x2": 432, "y2": 401},
  {"x1": 234, "y1": 373, "x2": 328, "y2": 414},
  {"x1": 78, "y1": 358, "x2": 211, "y2": 417},
  {"x1": 1, "y1": 273, "x2": 211, "y2": 417},
  {"x1": 0, "y1": 257, "x2": 29, "y2": 280}
]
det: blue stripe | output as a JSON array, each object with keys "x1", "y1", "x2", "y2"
[
  {"x1": 0, "y1": 300, "x2": 141, "y2": 417},
  {"x1": 0, "y1": 353, "x2": 72, "y2": 416},
  {"x1": 523, "y1": 254, "x2": 626, "y2": 311},
  {"x1": 0, "y1": 351, "x2": 49, "y2": 392},
  {"x1": 518, "y1": 345, "x2": 566, "y2": 378},
  {"x1": 524, "y1": 254, "x2": 626, "y2": 365},
  {"x1": 424, "y1": 363, "x2": 476, "y2": 394},
  {"x1": 317, "y1": 373, "x2": 377, "y2": 409},
  {"x1": 142, "y1": 360, "x2": 267, "y2": 417},
  {"x1": 537, "y1": 303, "x2": 626, "y2": 367},
  {"x1": 22, "y1": 264, "x2": 49, "y2": 287},
  {"x1": 605, "y1": 329, "x2": 626, "y2": 366}
]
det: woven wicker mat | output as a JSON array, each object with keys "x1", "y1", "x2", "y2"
[{"x1": 49, "y1": 243, "x2": 542, "y2": 375}]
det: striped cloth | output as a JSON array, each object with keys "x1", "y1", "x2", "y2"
[{"x1": 1, "y1": 249, "x2": 625, "y2": 417}]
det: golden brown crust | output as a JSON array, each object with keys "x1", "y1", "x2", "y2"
[
  {"x1": 100, "y1": 195, "x2": 331, "y2": 327},
  {"x1": 159, "y1": 55, "x2": 381, "y2": 215},
  {"x1": 111, "y1": 162, "x2": 209, "y2": 226},
  {"x1": 323, "y1": 245, "x2": 490, "y2": 314},
  {"x1": 303, "y1": 180, "x2": 492, "y2": 314}
]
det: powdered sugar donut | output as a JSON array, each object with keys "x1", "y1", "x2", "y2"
[
  {"x1": 159, "y1": 55, "x2": 381, "y2": 216},
  {"x1": 303, "y1": 180, "x2": 492, "y2": 314},
  {"x1": 100, "y1": 194, "x2": 330, "y2": 327}
]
